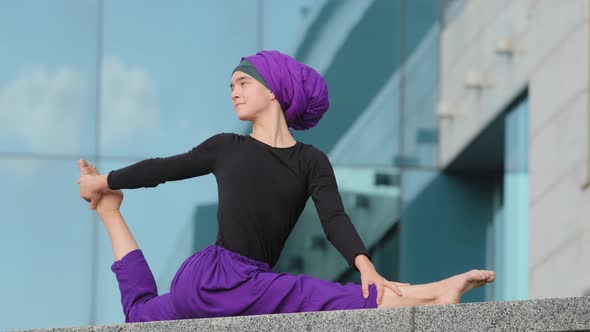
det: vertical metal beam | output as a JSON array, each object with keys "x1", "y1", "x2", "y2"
[
  {"x1": 397, "y1": 0, "x2": 406, "y2": 283},
  {"x1": 89, "y1": 0, "x2": 104, "y2": 324},
  {"x1": 584, "y1": 0, "x2": 590, "y2": 189},
  {"x1": 258, "y1": 0, "x2": 264, "y2": 51}
]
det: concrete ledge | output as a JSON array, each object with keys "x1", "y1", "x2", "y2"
[{"x1": 17, "y1": 297, "x2": 590, "y2": 332}]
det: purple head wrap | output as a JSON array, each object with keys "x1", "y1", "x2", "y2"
[{"x1": 241, "y1": 50, "x2": 330, "y2": 131}]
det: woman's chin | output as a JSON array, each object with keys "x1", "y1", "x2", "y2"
[{"x1": 235, "y1": 112, "x2": 252, "y2": 121}]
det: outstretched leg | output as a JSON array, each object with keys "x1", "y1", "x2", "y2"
[
  {"x1": 378, "y1": 269, "x2": 496, "y2": 308},
  {"x1": 77, "y1": 160, "x2": 181, "y2": 323}
]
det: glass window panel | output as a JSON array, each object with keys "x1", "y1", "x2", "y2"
[
  {"x1": 401, "y1": 0, "x2": 440, "y2": 168},
  {"x1": 505, "y1": 99, "x2": 529, "y2": 173},
  {"x1": 100, "y1": 0, "x2": 260, "y2": 158},
  {"x1": 275, "y1": 0, "x2": 405, "y2": 279},
  {"x1": 329, "y1": 75, "x2": 401, "y2": 167},
  {"x1": 491, "y1": 97, "x2": 529, "y2": 301},
  {"x1": 295, "y1": 0, "x2": 402, "y2": 154},
  {"x1": 0, "y1": 0, "x2": 98, "y2": 156},
  {"x1": 400, "y1": 169, "x2": 490, "y2": 303},
  {"x1": 262, "y1": 0, "x2": 319, "y2": 52},
  {"x1": 275, "y1": 163, "x2": 400, "y2": 280},
  {"x1": 0, "y1": 159, "x2": 94, "y2": 331},
  {"x1": 403, "y1": 0, "x2": 440, "y2": 58},
  {"x1": 402, "y1": 86, "x2": 438, "y2": 168}
]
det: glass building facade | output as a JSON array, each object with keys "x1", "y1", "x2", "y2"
[
  {"x1": 274, "y1": 0, "x2": 441, "y2": 286},
  {"x1": 0, "y1": 0, "x2": 530, "y2": 330},
  {"x1": 0, "y1": 1, "x2": 317, "y2": 329}
]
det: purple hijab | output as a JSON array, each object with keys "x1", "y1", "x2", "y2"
[{"x1": 241, "y1": 50, "x2": 330, "y2": 131}]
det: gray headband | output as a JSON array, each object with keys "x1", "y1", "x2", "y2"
[{"x1": 232, "y1": 59, "x2": 270, "y2": 90}]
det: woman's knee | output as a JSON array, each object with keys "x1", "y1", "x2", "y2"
[{"x1": 126, "y1": 293, "x2": 182, "y2": 322}]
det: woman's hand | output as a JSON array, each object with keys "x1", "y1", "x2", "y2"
[
  {"x1": 77, "y1": 159, "x2": 123, "y2": 213},
  {"x1": 356, "y1": 255, "x2": 410, "y2": 306},
  {"x1": 77, "y1": 159, "x2": 109, "y2": 210}
]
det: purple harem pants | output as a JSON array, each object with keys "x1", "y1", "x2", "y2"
[{"x1": 111, "y1": 244, "x2": 379, "y2": 323}]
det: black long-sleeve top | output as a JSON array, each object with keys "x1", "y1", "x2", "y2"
[{"x1": 107, "y1": 133, "x2": 371, "y2": 271}]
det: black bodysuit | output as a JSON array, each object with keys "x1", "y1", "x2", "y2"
[{"x1": 107, "y1": 133, "x2": 371, "y2": 271}]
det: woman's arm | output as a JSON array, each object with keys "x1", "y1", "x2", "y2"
[
  {"x1": 107, "y1": 133, "x2": 228, "y2": 191},
  {"x1": 78, "y1": 134, "x2": 228, "y2": 210},
  {"x1": 305, "y1": 150, "x2": 409, "y2": 305},
  {"x1": 306, "y1": 147, "x2": 372, "y2": 271}
]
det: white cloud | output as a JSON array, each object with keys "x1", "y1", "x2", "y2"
[
  {"x1": 100, "y1": 56, "x2": 161, "y2": 148},
  {"x1": 0, "y1": 57, "x2": 161, "y2": 173},
  {"x1": 0, "y1": 65, "x2": 88, "y2": 154}
]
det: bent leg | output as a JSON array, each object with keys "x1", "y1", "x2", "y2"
[{"x1": 111, "y1": 249, "x2": 181, "y2": 323}]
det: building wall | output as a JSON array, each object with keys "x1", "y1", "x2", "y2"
[{"x1": 439, "y1": 0, "x2": 590, "y2": 298}]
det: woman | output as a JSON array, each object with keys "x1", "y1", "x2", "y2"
[{"x1": 78, "y1": 50, "x2": 495, "y2": 323}]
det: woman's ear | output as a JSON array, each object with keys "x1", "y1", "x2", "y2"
[{"x1": 268, "y1": 90, "x2": 276, "y2": 100}]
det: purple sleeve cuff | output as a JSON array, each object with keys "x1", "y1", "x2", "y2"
[{"x1": 110, "y1": 249, "x2": 144, "y2": 273}]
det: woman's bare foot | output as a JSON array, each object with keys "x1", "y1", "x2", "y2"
[
  {"x1": 433, "y1": 269, "x2": 495, "y2": 305},
  {"x1": 378, "y1": 269, "x2": 495, "y2": 308}
]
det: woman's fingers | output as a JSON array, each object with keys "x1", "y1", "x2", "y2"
[
  {"x1": 376, "y1": 281, "x2": 385, "y2": 305},
  {"x1": 77, "y1": 159, "x2": 87, "y2": 169},
  {"x1": 90, "y1": 197, "x2": 99, "y2": 210},
  {"x1": 77, "y1": 159, "x2": 100, "y2": 176},
  {"x1": 362, "y1": 281, "x2": 369, "y2": 299},
  {"x1": 77, "y1": 160, "x2": 101, "y2": 209},
  {"x1": 385, "y1": 282, "x2": 403, "y2": 297}
]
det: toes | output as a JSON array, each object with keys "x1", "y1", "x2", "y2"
[
  {"x1": 484, "y1": 271, "x2": 495, "y2": 280},
  {"x1": 468, "y1": 269, "x2": 494, "y2": 281},
  {"x1": 477, "y1": 270, "x2": 495, "y2": 283}
]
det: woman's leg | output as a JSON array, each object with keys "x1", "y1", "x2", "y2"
[
  {"x1": 78, "y1": 159, "x2": 138, "y2": 261},
  {"x1": 378, "y1": 269, "x2": 496, "y2": 308},
  {"x1": 109, "y1": 248, "x2": 180, "y2": 322},
  {"x1": 78, "y1": 160, "x2": 181, "y2": 323}
]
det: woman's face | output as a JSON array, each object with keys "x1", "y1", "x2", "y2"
[{"x1": 230, "y1": 71, "x2": 273, "y2": 122}]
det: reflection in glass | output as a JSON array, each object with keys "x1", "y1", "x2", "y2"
[
  {"x1": 275, "y1": 165, "x2": 400, "y2": 281},
  {"x1": 0, "y1": 159, "x2": 94, "y2": 330},
  {"x1": 100, "y1": 0, "x2": 260, "y2": 157},
  {"x1": 0, "y1": 0, "x2": 98, "y2": 155},
  {"x1": 491, "y1": 98, "x2": 529, "y2": 301},
  {"x1": 402, "y1": 24, "x2": 439, "y2": 168}
]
